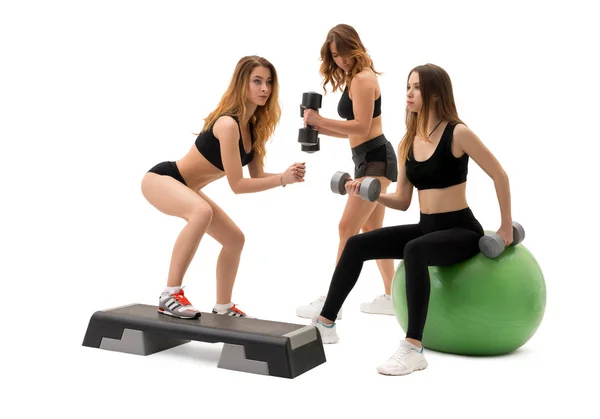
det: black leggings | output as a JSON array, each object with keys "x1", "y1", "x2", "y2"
[{"x1": 320, "y1": 207, "x2": 484, "y2": 341}]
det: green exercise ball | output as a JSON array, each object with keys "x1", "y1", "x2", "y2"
[{"x1": 392, "y1": 243, "x2": 546, "y2": 356}]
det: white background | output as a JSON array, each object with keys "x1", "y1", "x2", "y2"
[{"x1": 1, "y1": 0, "x2": 598, "y2": 417}]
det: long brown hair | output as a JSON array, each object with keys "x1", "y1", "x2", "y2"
[
  {"x1": 200, "y1": 55, "x2": 281, "y2": 168},
  {"x1": 398, "y1": 63, "x2": 465, "y2": 163},
  {"x1": 319, "y1": 24, "x2": 380, "y2": 94}
]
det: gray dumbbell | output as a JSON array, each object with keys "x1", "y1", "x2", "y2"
[
  {"x1": 478, "y1": 221, "x2": 526, "y2": 258},
  {"x1": 330, "y1": 171, "x2": 381, "y2": 202}
]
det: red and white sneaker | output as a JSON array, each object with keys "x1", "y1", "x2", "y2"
[
  {"x1": 158, "y1": 288, "x2": 200, "y2": 319},
  {"x1": 212, "y1": 303, "x2": 254, "y2": 318}
]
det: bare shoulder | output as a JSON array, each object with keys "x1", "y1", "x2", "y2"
[
  {"x1": 213, "y1": 115, "x2": 239, "y2": 141},
  {"x1": 453, "y1": 123, "x2": 478, "y2": 142},
  {"x1": 350, "y1": 70, "x2": 378, "y2": 98},
  {"x1": 452, "y1": 122, "x2": 487, "y2": 155},
  {"x1": 353, "y1": 69, "x2": 378, "y2": 86}
]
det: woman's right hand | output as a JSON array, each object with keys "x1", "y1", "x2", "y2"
[
  {"x1": 345, "y1": 178, "x2": 362, "y2": 196},
  {"x1": 303, "y1": 109, "x2": 321, "y2": 128},
  {"x1": 282, "y1": 162, "x2": 306, "y2": 185}
]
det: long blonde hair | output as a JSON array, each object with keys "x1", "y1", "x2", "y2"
[
  {"x1": 399, "y1": 64, "x2": 465, "y2": 163},
  {"x1": 319, "y1": 24, "x2": 381, "y2": 94},
  {"x1": 201, "y1": 55, "x2": 281, "y2": 168}
]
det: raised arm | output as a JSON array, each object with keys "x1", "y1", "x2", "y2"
[
  {"x1": 305, "y1": 72, "x2": 377, "y2": 138},
  {"x1": 316, "y1": 126, "x2": 349, "y2": 138},
  {"x1": 345, "y1": 142, "x2": 413, "y2": 211},
  {"x1": 376, "y1": 153, "x2": 414, "y2": 211}
]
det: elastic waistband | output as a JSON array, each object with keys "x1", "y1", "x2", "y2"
[
  {"x1": 419, "y1": 207, "x2": 474, "y2": 222},
  {"x1": 418, "y1": 207, "x2": 483, "y2": 235},
  {"x1": 351, "y1": 134, "x2": 388, "y2": 156}
]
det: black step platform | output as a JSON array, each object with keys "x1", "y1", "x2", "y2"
[{"x1": 82, "y1": 304, "x2": 326, "y2": 378}]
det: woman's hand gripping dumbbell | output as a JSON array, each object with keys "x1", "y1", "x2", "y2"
[
  {"x1": 330, "y1": 171, "x2": 381, "y2": 202},
  {"x1": 299, "y1": 92, "x2": 322, "y2": 153},
  {"x1": 478, "y1": 221, "x2": 526, "y2": 258}
]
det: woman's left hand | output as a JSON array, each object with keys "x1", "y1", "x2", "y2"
[
  {"x1": 303, "y1": 109, "x2": 321, "y2": 127},
  {"x1": 496, "y1": 223, "x2": 514, "y2": 246}
]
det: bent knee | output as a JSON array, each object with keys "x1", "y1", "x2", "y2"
[
  {"x1": 226, "y1": 229, "x2": 245, "y2": 251},
  {"x1": 403, "y1": 240, "x2": 426, "y2": 262},
  {"x1": 344, "y1": 234, "x2": 365, "y2": 252},
  {"x1": 361, "y1": 222, "x2": 382, "y2": 233},
  {"x1": 339, "y1": 221, "x2": 360, "y2": 239},
  {"x1": 188, "y1": 203, "x2": 213, "y2": 225}
]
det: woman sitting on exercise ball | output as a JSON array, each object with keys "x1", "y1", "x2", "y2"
[{"x1": 310, "y1": 63, "x2": 513, "y2": 376}]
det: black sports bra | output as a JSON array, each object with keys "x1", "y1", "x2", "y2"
[
  {"x1": 337, "y1": 86, "x2": 382, "y2": 120},
  {"x1": 195, "y1": 115, "x2": 254, "y2": 171},
  {"x1": 405, "y1": 122, "x2": 469, "y2": 190}
]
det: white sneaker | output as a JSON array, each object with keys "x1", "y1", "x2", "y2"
[
  {"x1": 360, "y1": 294, "x2": 394, "y2": 315},
  {"x1": 376, "y1": 340, "x2": 428, "y2": 376},
  {"x1": 310, "y1": 317, "x2": 339, "y2": 344},
  {"x1": 296, "y1": 296, "x2": 342, "y2": 320},
  {"x1": 212, "y1": 303, "x2": 255, "y2": 318}
]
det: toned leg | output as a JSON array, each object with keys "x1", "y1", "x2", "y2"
[
  {"x1": 196, "y1": 190, "x2": 245, "y2": 305},
  {"x1": 337, "y1": 194, "x2": 379, "y2": 264},
  {"x1": 141, "y1": 173, "x2": 213, "y2": 287}
]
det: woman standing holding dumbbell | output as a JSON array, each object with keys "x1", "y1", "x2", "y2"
[
  {"x1": 296, "y1": 24, "x2": 398, "y2": 320},
  {"x1": 310, "y1": 63, "x2": 514, "y2": 376}
]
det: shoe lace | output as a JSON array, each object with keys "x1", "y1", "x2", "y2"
[
  {"x1": 310, "y1": 296, "x2": 326, "y2": 306},
  {"x1": 173, "y1": 288, "x2": 191, "y2": 306},
  {"x1": 392, "y1": 345, "x2": 412, "y2": 361},
  {"x1": 230, "y1": 304, "x2": 246, "y2": 316}
]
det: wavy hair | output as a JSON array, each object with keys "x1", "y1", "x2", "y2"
[
  {"x1": 319, "y1": 24, "x2": 381, "y2": 94},
  {"x1": 200, "y1": 55, "x2": 281, "y2": 168}
]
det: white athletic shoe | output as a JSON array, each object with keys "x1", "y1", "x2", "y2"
[
  {"x1": 309, "y1": 317, "x2": 340, "y2": 344},
  {"x1": 212, "y1": 303, "x2": 255, "y2": 318},
  {"x1": 296, "y1": 296, "x2": 342, "y2": 320},
  {"x1": 377, "y1": 340, "x2": 428, "y2": 376},
  {"x1": 360, "y1": 294, "x2": 394, "y2": 315},
  {"x1": 158, "y1": 288, "x2": 200, "y2": 319}
]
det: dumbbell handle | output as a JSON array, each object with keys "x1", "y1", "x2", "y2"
[
  {"x1": 300, "y1": 104, "x2": 317, "y2": 130},
  {"x1": 330, "y1": 171, "x2": 380, "y2": 202},
  {"x1": 479, "y1": 222, "x2": 525, "y2": 259}
]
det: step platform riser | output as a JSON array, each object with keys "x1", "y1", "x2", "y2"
[{"x1": 83, "y1": 304, "x2": 326, "y2": 379}]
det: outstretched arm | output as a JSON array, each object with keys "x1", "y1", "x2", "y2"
[
  {"x1": 216, "y1": 116, "x2": 304, "y2": 193},
  {"x1": 248, "y1": 157, "x2": 305, "y2": 184}
]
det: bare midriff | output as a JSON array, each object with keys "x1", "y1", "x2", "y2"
[
  {"x1": 348, "y1": 114, "x2": 383, "y2": 149},
  {"x1": 417, "y1": 182, "x2": 468, "y2": 214},
  {"x1": 175, "y1": 145, "x2": 225, "y2": 191}
]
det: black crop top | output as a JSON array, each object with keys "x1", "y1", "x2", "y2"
[
  {"x1": 405, "y1": 122, "x2": 468, "y2": 190},
  {"x1": 337, "y1": 86, "x2": 382, "y2": 120},
  {"x1": 195, "y1": 115, "x2": 254, "y2": 171}
]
